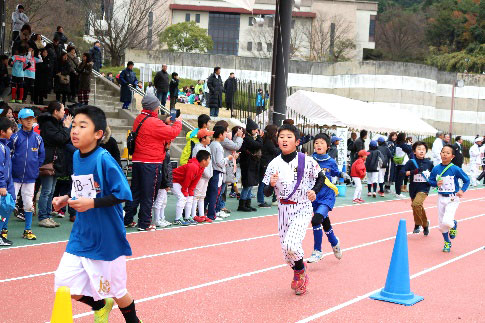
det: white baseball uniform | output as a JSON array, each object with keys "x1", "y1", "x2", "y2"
[{"x1": 263, "y1": 154, "x2": 320, "y2": 267}]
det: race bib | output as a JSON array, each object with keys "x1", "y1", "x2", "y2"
[
  {"x1": 413, "y1": 170, "x2": 430, "y2": 183},
  {"x1": 438, "y1": 175, "x2": 455, "y2": 193},
  {"x1": 71, "y1": 174, "x2": 97, "y2": 199}
]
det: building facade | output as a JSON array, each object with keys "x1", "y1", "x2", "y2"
[{"x1": 170, "y1": 0, "x2": 377, "y2": 61}]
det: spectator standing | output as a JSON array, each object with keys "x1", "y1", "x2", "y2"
[
  {"x1": 469, "y1": 137, "x2": 482, "y2": 187},
  {"x1": 99, "y1": 126, "x2": 121, "y2": 166},
  {"x1": 29, "y1": 33, "x2": 44, "y2": 57},
  {"x1": 394, "y1": 132, "x2": 413, "y2": 198},
  {"x1": 258, "y1": 124, "x2": 280, "y2": 208},
  {"x1": 169, "y1": 72, "x2": 179, "y2": 110},
  {"x1": 119, "y1": 61, "x2": 139, "y2": 109},
  {"x1": 256, "y1": 89, "x2": 264, "y2": 114},
  {"x1": 37, "y1": 102, "x2": 72, "y2": 228},
  {"x1": 66, "y1": 46, "x2": 80, "y2": 103},
  {"x1": 146, "y1": 82, "x2": 156, "y2": 96},
  {"x1": 377, "y1": 136, "x2": 392, "y2": 196},
  {"x1": 431, "y1": 131, "x2": 444, "y2": 166},
  {"x1": 34, "y1": 48, "x2": 52, "y2": 105},
  {"x1": 221, "y1": 123, "x2": 244, "y2": 214},
  {"x1": 76, "y1": 52, "x2": 93, "y2": 106},
  {"x1": 89, "y1": 41, "x2": 103, "y2": 72},
  {"x1": 385, "y1": 132, "x2": 397, "y2": 193},
  {"x1": 452, "y1": 136, "x2": 464, "y2": 168},
  {"x1": 238, "y1": 118, "x2": 263, "y2": 212},
  {"x1": 194, "y1": 80, "x2": 203, "y2": 99},
  {"x1": 11, "y1": 4, "x2": 29, "y2": 48},
  {"x1": 328, "y1": 136, "x2": 341, "y2": 163},
  {"x1": 353, "y1": 130, "x2": 367, "y2": 161},
  {"x1": 53, "y1": 26, "x2": 68, "y2": 49},
  {"x1": 106, "y1": 72, "x2": 114, "y2": 82},
  {"x1": 123, "y1": 95, "x2": 182, "y2": 231},
  {"x1": 365, "y1": 140, "x2": 383, "y2": 198},
  {"x1": 224, "y1": 72, "x2": 237, "y2": 116},
  {"x1": 347, "y1": 132, "x2": 357, "y2": 169},
  {"x1": 0, "y1": 55, "x2": 9, "y2": 95},
  {"x1": 207, "y1": 66, "x2": 223, "y2": 117},
  {"x1": 54, "y1": 52, "x2": 74, "y2": 105},
  {"x1": 153, "y1": 64, "x2": 169, "y2": 107},
  {"x1": 24, "y1": 47, "x2": 42, "y2": 104}
]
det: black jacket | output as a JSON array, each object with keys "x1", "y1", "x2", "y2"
[
  {"x1": 53, "y1": 31, "x2": 68, "y2": 47},
  {"x1": 240, "y1": 134, "x2": 263, "y2": 187},
  {"x1": 89, "y1": 46, "x2": 103, "y2": 71},
  {"x1": 35, "y1": 56, "x2": 53, "y2": 94},
  {"x1": 207, "y1": 73, "x2": 223, "y2": 109},
  {"x1": 153, "y1": 70, "x2": 169, "y2": 92},
  {"x1": 38, "y1": 114, "x2": 71, "y2": 177},
  {"x1": 169, "y1": 78, "x2": 179, "y2": 98},
  {"x1": 160, "y1": 149, "x2": 173, "y2": 189},
  {"x1": 377, "y1": 143, "x2": 392, "y2": 168},
  {"x1": 55, "y1": 60, "x2": 73, "y2": 93},
  {"x1": 328, "y1": 144, "x2": 338, "y2": 161},
  {"x1": 365, "y1": 148, "x2": 383, "y2": 172},
  {"x1": 224, "y1": 77, "x2": 237, "y2": 102},
  {"x1": 100, "y1": 137, "x2": 121, "y2": 166},
  {"x1": 452, "y1": 143, "x2": 464, "y2": 168},
  {"x1": 353, "y1": 137, "x2": 365, "y2": 159},
  {"x1": 259, "y1": 138, "x2": 280, "y2": 180}
]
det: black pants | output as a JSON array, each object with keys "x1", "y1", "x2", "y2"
[
  {"x1": 170, "y1": 96, "x2": 177, "y2": 110},
  {"x1": 124, "y1": 162, "x2": 162, "y2": 229},
  {"x1": 395, "y1": 165, "x2": 405, "y2": 194},
  {"x1": 56, "y1": 92, "x2": 67, "y2": 105}
]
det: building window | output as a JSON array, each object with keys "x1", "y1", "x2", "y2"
[
  {"x1": 268, "y1": 16, "x2": 274, "y2": 28},
  {"x1": 257, "y1": 42, "x2": 262, "y2": 51},
  {"x1": 185, "y1": 13, "x2": 190, "y2": 22},
  {"x1": 249, "y1": 16, "x2": 253, "y2": 26},
  {"x1": 369, "y1": 15, "x2": 376, "y2": 42},
  {"x1": 267, "y1": 43, "x2": 272, "y2": 52},
  {"x1": 196, "y1": 14, "x2": 200, "y2": 23},
  {"x1": 247, "y1": 42, "x2": 252, "y2": 51},
  {"x1": 291, "y1": 19, "x2": 295, "y2": 29},
  {"x1": 208, "y1": 12, "x2": 241, "y2": 55}
]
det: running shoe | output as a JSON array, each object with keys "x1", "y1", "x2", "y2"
[
  {"x1": 357, "y1": 199, "x2": 365, "y2": 203},
  {"x1": 307, "y1": 250, "x2": 323, "y2": 263},
  {"x1": 221, "y1": 208, "x2": 231, "y2": 214},
  {"x1": 23, "y1": 230, "x2": 37, "y2": 240},
  {"x1": 352, "y1": 199, "x2": 360, "y2": 204},
  {"x1": 258, "y1": 202, "x2": 271, "y2": 208},
  {"x1": 372, "y1": 192, "x2": 377, "y2": 198},
  {"x1": 291, "y1": 264, "x2": 309, "y2": 295},
  {"x1": 160, "y1": 220, "x2": 172, "y2": 227},
  {"x1": 413, "y1": 225, "x2": 421, "y2": 234},
  {"x1": 56, "y1": 210, "x2": 66, "y2": 218},
  {"x1": 379, "y1": 192, "x2": 385, "y2": 197},
  {"x1": 395, "y1": 194, "x2": 406, "y2": 199},
  {"x1": 332, "y1": 239, "x2": 342, "y2": 260},
  {"x1": 442, "y1": 241, "x2": 452, "y2": 252},
  {"x1": 229, "y1": 192, "x2": 237, "y2": 198},
  {"x1": 186, "y1": 218, "x2": 197, "y2": 225},
  {"x1": 94, "y1": 298, "x2": 114, "y2": 323},
  {"x1": 367, "y1": 192, "x2": 372, "y2": 197},
  {"x1": 125, "y1": 222, "x2": 137, "y2": 228},
  {"x1": 203, "y1": 216, "x2": 213, "y2": 223},
  {"x1": 193, "y1": 216, "x2": 205, "y2": 223},
  {"x1": 423, "y1": 221, "x2": 430, "y2": 236},
  {"x1": 173, "y1": 219, "x2": 190, "y2": 226},
  {"x1": 449, "y1": 220, "x2": 458, "y2": 239},
  {"x1": 1, "y1": 229, "x2": 7, "y2": 239},
  {"x1": 138, "y1": 225, "x2": 156, "y2": 231},
  {"x1": 0, "y1": 236, "x2": 12, "y2": 246},
  {"x1": 48, "y1": 218, "x2": 61, "y2": 227},
  {"x1": 218, "y1": 211, "x2": 230, "y2": 218}
]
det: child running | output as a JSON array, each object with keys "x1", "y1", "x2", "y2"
[
  {"x1": 427, "y1": 144, "x2": 470, "y2": 252},
  {"x1": 307, "y1": 133, "x2": 349, "y2": 263},
  {"x1": 263, "y1": 124, "x2": 325, "y2": 295},
  {"x1": 403, "y1": 141, "x2": 433, "y2": 236},
  {"x1": 351, "y1": 150, "x2": 369, "y2": 203},
  {"x1": 52, "y1": 106, "x2": 143, "y2": 322}
]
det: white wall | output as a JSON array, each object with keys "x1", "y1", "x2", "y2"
[{"x1": 355, "y1": 10, "x2": 376, "y2": 59}]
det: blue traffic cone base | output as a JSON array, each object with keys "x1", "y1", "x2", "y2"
[{"x1": 370, "y1": 219, "x2": 423, "y2": 306}]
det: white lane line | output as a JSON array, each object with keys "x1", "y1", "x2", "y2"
[
  {"x1": 63, "y1": 213, "x2": 485, "y2": 320},
  {"x1": 4, "y1": 188, "x2": 484, "y2": 252},
  {"x1": 3, "y1": 199, "x2": 484, "y2": 284},
  {"x1": 295, "y1": 245, "x2": 485, "y2": 323}
]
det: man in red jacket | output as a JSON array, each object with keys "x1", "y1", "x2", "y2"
[
  {"x1": 172, "y1": 150, "x2": 211, "y2": 226},
  {"x1": 124, "y1": 94, "x2": 183, "y2": 231}
]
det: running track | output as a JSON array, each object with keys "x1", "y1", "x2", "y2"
[{"x1": 1, "y1": 188, "x2": 484, "y2": 322}]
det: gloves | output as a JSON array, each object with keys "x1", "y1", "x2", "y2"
[{"x1": 341, "y1": 172, "x2": 351, "y2": 180}]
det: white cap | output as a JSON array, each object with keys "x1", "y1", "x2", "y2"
[{"x1": 475, "y1": 137, "x2": 482, "y2": 143}]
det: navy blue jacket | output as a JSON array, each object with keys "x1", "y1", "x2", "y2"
[
  {"x1": 402, "y1": 158, "x2": 433, "y2": 199},
  {"x1": 119, "y1": 68, "x2": 138, "y2": 102},
  {"x1": 0, "y1": 139, "x2": 15, "y2": 198},
  {"x1": 9, "y1": 129, "x2": 45, "y2": 183}
]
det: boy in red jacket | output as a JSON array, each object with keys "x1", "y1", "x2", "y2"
[
  {"x1": 351, "y1": 150, "x2": 369, "y2": 203},
  {"x1": 172, "y1": 150, "x2": 211, "y2": 226}
]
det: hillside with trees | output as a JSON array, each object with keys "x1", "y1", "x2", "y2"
[{"x1": 369, "y1": 0, "x2": 485, "y2": 74}]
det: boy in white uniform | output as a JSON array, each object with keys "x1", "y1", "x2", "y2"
[
  {"x1": 263, "y1": 124, "x2": 325, "y2": 295},
  {"x1": 468, "y1": 137, "x2": 482, "y2": 186},
  {"x1": 52, "y1": 106, "x2": 142, "y2": 323},
  {"x1": 428, "y1": 144, "x2": 470, "y2": 252}
]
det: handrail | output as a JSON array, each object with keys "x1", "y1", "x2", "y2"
[{"x1": 128, "y1": 84, "x2": 195, "y2": 131}]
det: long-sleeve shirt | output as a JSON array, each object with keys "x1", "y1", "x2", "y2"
[
  {"x1": 209, "y1": 140, "x2": 227, "y2": 173},
  {"x1": 428, "y1": 163, "x2": 470, "y2": 195},
  {"x1": 172, "y1": 158, "x2": 205, "y2": 196},
  {"x1": 431, "y1": 138, "x2": 444, "y2": 166},
  {"x1": 351, "y1": 158, "x2": 366, "y2": 179},
  {"x1": 12, "y1": 10, "x2": 29, "y2": 32},
  {"x1": 469, "y1": 144, "x2": 481, "y2": 166},
  {"x1": 402, "y1": 157, "x2": 433, "y2": 199},
  {"x1": 192, "y1": 143, "x2": 213, "y2": 179}
]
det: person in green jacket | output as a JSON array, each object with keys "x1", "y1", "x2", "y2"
[{"x1": 180, "y1": 114, "x2": 211, "y2": 166}]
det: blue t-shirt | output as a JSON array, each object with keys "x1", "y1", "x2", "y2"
[
  {"x1": 66, "y1": 147, "x2": 133, "y2": 261},
  {"x1": 312, "y1": 153, "x2": 338, "y2": 211},
  {"x1": 428, "y1": 163, "x2": 470, "y2": 195}
]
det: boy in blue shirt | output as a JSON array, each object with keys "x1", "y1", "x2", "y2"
[
  {"x1": 402, "y1": 141, "x2": 433, "y2": 236},
  {"x1": 9, "y1": 108, "x2": 45, "y2": 240},
  {"x1": 427, "y1": 144, "x2": 470, "y2": 252},
  {"x1": 0, "y1": 117, "x2": 15, "y2": 246},
  {"x1": 52, "y1": 106, "x2": 142, "y2": 322},
  {"x1": 307, "y1": 133, "x2": 350, "y2": 263}
]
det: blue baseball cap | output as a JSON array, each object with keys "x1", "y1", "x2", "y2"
[
  {"x1": 331, "y1": 136, "x2": 342, "y2": 143},
  {"x1": 18, "y1": 108, "x2": 35, "y2": 119},
  {"x1": 370, "y1": 140, "x2": 378, "y2": 147},
  {"x1": 377, "y1": 137, "x2": 386, "y2": 143}
]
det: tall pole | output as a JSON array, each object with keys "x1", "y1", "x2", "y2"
[
  {"x1": 268, "y1": 0, "x2": 280, "y2": 126},
  {"x1": 0, "y1": 0, "x2": 6, "y2": 54},
  {"x1": 449, "y1": 82, "x2": 455, "y2": 135},
  {"x1": 272, "y1": 0, "x2": 292, "y2": 126}
]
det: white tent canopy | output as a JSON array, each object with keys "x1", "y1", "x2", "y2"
[
  {"x1": 223, "y1": 0, "x2": 256, "y2": 11},
  {"x1": 286, "y1": 90, "x2": 438, "y2": 135}
]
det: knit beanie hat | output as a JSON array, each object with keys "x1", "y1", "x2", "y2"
[
  {"x1": 141, "y1": 94, "x2": 160, "y2": 111},
  {"x1": 246, "y1": 118, "x2": 258, "y2": 133}
]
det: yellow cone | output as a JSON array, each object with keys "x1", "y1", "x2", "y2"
[{"x1": 50, "y1": 286, "x2": 73, "y2": 323}]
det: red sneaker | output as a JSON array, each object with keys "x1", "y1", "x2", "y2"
[
  {"x1": 358, "y1": 199, "x2": 365, "y2": 203},
  {"x1": 291, "y1": 265, "x2": 309, "y2": 295},
  {"x1": 124, "y1": 222, "x2": 137, "y2": 228},
  {"x1": 203, "y1": 216, "x2": 213, "y2": 223},
  {"x1": 379, "y1": 192, "x2": 385, "y2": 197},
  {"x1": 194, "y1": 216, "x2": 205, "y2": 223}
]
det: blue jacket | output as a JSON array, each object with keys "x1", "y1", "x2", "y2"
[
  {"x1": 0, "y1": 139, "x2": 15, "y2": 198},
  {"x1": 9, "y1": 129, "x2": 45, "y2": 183},
  {"x1": 402, "y1": 157, "x2": 433, "y2": 199},
  {"x1": 312, "y1": 153, "x2": 339, "y2": 211},
  {"x1": 428, "y1": 163, "x2": 470, "y2": 195}
]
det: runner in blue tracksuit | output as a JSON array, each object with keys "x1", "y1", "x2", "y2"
[
  {"x1": 9, "y1": 108, "x2": 45, "y2": 240},
  {"x1": 308, "y1": 133, "x2": 350, "y2": 263}
]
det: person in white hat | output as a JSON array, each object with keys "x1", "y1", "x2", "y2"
[{"x1": 469, "y1": 137, "x2": 482, "y2": 186}]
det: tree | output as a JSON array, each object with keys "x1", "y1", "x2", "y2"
[
  {"x1": 160, "y1": 21, "x2": 213, "y2": 53},
  {"x1": 86, "y1": 0, "x2": 169, "y2": 66},
  {"x1": 307, "y1": 15, "x2": 355, "y2": 62},
  {"x1": 376, "y1": 7, "x2": 427, "y2": 60}
]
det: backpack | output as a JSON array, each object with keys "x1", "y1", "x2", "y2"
[
  {"x1": 127, "y1": 115, "x2": 150, "y2": 156},
  {"x1": 393, "y1": 146, "x2": 408, "y2": 165}
]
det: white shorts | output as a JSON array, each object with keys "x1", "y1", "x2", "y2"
[
  {"x1": 437, "y1": 195, "x2": 460, "y2": 233},
  {"x1": 378, "y1": 168, "x2": 386, "y2": 183},
  {"x1": 54, "y1": 252, "x2": 127, "y2": 301},
  {"x1": 194, "y1": 177, "x2": 209, "y2": 199},
  {"x1": 367, "y1": 172, "x2": 379, "y2": 184}
]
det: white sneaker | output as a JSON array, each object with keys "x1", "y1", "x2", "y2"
[
  {"x1": 395, "y1": 194, "x2": 406, "y2": 199},
  {"x1": 215, "y1": 216, "x2": 224, "y2": 221},
  {"x1": 160, "y1": 220, "x2": 172, "y2": 227},
  {"x1": 218, "y1": 211, "x2": 230, "y2": 218},
  {"x1": 307, "y1": 250, "x2": 324, "y2": 263},
  {"x1": 332, "y1": 239, "x2": 342, "y2": 260}
]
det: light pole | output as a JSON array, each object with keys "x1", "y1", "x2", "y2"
[{"x1": 449, "y1": 79, "x2": 464, "y2": 136}]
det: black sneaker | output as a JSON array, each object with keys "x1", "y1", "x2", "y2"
[
  {"x1": 423, "y1": 226, "x2": 429, "y2": 236},
  {"x1": 258, "y1": 202, "x2": 271, "y2": 208},
  {"x1": 0, "y1": 236, "x2": 13, "y2": 246},
  {"x1": 413, "y1": 225, "x2": 420, "y2": 234}
]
